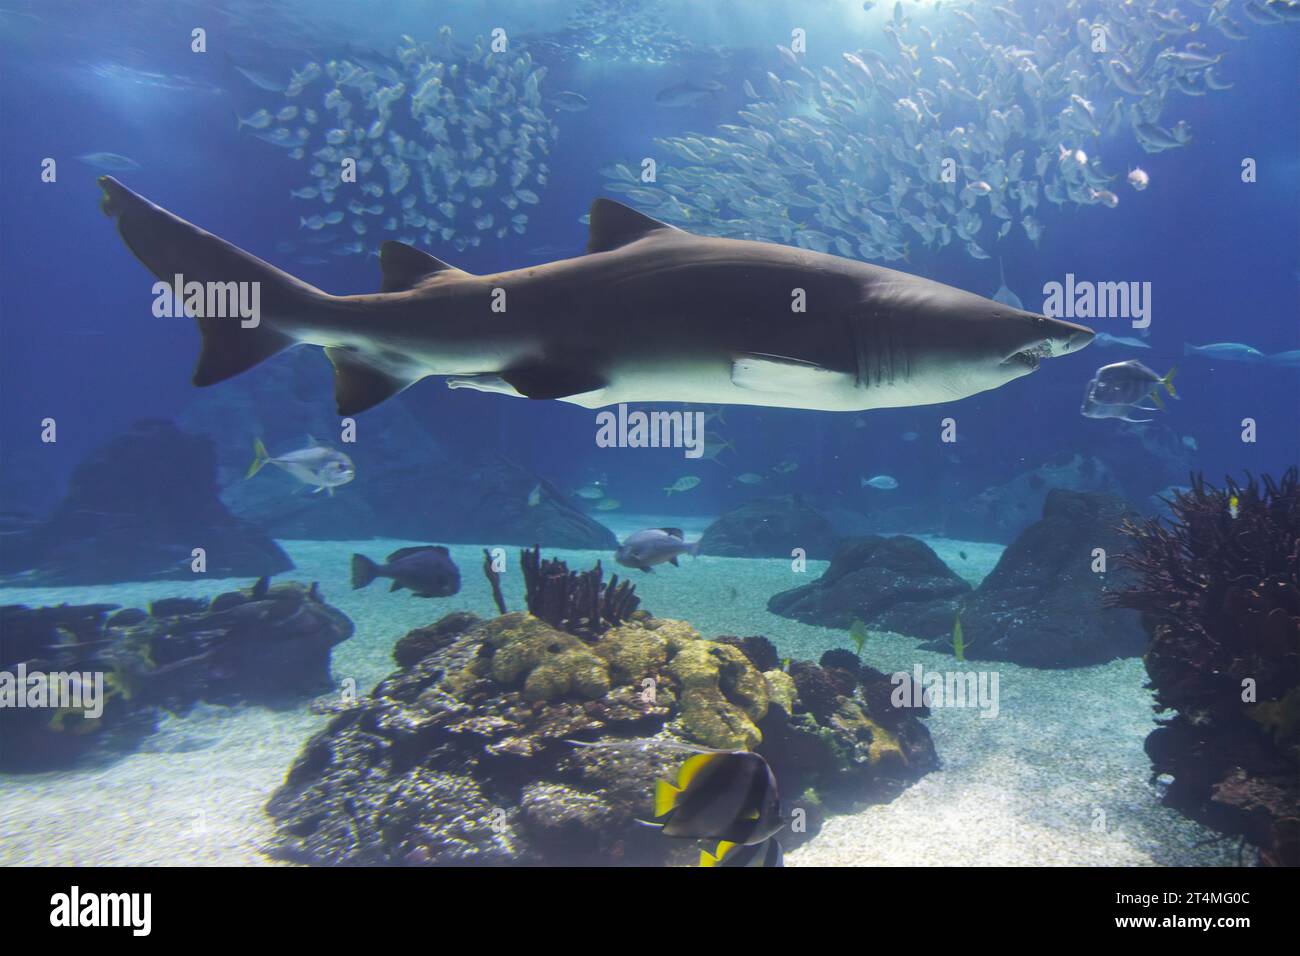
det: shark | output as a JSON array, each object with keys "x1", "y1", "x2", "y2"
[{"x1": 97, "y1": 176, "x2": 1094, "y2": 416}]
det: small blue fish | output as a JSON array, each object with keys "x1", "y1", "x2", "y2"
[
  {"x1": 1093, "y1": 333, "x2": 1151, "y2": 350},
  {"x1": 78, "y1": 152, "x2": 140, "y2": 171},
  {"x1": 861, "y1": 475, "x2": 899, "y2": 490}
]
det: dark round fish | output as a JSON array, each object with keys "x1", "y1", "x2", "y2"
[{"x1": 351, "y1": 545, "x2": 460, "y2": 598}]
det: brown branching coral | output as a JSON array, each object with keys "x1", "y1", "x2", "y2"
[
  {"x1": 482, "y1": 549, "x2": 508, "y2": 616},
  {"x1": 1110, "y1": 469, "x2": 1299, "y2": 865},
  {"x1": 520, "y1": 546, "x2": 640, "y2": 638}
]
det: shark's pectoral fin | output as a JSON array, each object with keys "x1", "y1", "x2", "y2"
[
  {"x1": 378, "y1": 241, "x2": 467, "y2": 292},
  {"x1": 326, "y1": 347, "x2": 422, "y2": 415},
  {"x1": 731, "y1": 353, "x2": 844, "y2": 393},
  {"x1": 499, "y1": 363, "x2": 607, "y2": 400}
]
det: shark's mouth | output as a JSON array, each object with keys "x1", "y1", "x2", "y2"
[{"x1": 1001, "y1": 340, "x2": 1052, "y2": 371}]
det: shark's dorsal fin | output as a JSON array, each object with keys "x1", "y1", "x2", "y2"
[
  {"x1": 587, "y1": 198, "x2": 680, "y2": 254},
  {"x1": 378, "y1": 241, "x2": 462, "y2": 293}
]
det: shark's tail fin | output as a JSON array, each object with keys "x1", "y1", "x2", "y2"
[{"x1": 97, "y1": 176, "x2": 319, "y2": 388}]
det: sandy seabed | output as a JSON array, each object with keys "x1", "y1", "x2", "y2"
[{"x1": 0, "y1": 520, "x2": 1240, "y2": 867}]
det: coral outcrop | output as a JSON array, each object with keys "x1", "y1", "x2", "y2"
[
  {"x1": 267, "y1": 591, "x2": 938, "y2": 865},
  {"x1": 1110, "y1": 470, "x2": 1300, "y2": 866},
  {"x1": 0, "y1": 578, "x2": 353, "y2": 771}
]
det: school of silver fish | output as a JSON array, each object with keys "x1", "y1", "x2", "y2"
[{"x1": 600, "y1": 0, "x2": 1298, "y2": 262}]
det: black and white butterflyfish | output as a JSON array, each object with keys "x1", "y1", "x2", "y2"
[{"x1": 652, "y1": 749, "x2": 786, "y2": 866}]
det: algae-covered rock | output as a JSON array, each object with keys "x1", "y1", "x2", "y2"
[
  {"x1": 475, "y1": 612, "x2": 611, "y2": 703},
  {"x1": 668, "y1": 639, "x2": 769, "y2": 750},
  {"x1": 393, "y1": 611, "x2": 481, "y2": 667},
  {"x1": 267, "y1": 608, "x2": 937, "y2": 866},
  {"x1": 764, "y1": 669, "x2": 798, "y2": 715},
  {"x1": 593, "y1": 622, "x2": 668, "y2": 685}
]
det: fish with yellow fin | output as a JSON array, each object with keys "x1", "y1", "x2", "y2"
[
  {"x1": 952, "y1": 611, "x2": 973, "y2": 662},
  {"x1": 567, "y1": 738, "x2": 787, "y2": 865},
  {"x1": 700, "y1": 837, "x2": 784, "y2": 868},
  {"x1": 652, "y1": 749, "x2": 784, "y2": 846}
]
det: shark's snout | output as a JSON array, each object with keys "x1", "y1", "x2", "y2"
[
  {"x1": 995, "y1": 315, "x2": 1094, "y2": 375},
  {"x1": 1047, "y1": 317, "x2": 1095, "y2": 356}
]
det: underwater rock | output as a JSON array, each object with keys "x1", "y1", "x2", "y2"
[
  {"x1": 1097, "y1": 422, "x2": 1194, "y2": 504},
  {"x1": 922, "y1": 489, "x2": 1146, "y2": 667},
  {"x1": 755, "y1": 659, "x2": 938, "y2": 814},
  {"x1": 392, "y1": 611, "x2": 482, "y2": 667},
  {"x1": 1111, "y1": 471, "x2": 1300, "y2": 866},
  {"x1": 0, "y1": 577, "x2": 353, "y2": 771},
  {"x1": 945, "y1": 452, "x2": 1125, "y2": 543},
  {"x1": 715, "y1": 634, "x2": 781, "y2": 672},
  {"x1": 265, "y1": 607, "x2": 936, "y2": 866},
  {"x1": 178, "y1": 351, "x2": 617, "y2": 548},
  {"x1": 0, "y1": 419, "x2": 293, "y2": 585},
  {"x1": 767, "y1": 535, "x2": 971, "y2": 638},
  {"x1": 357, "y1": 456, "x2": 616, "y2": 550},
  {"x1": 698, "y1": 494, "x2": 838, "y2": 559}
]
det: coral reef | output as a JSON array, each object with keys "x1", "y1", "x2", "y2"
[
  {"x1": 0, "y1": 578, "x2": 353, "y2": 771},
  {"x1": 698, "y1": 494, "x2": 838, "y2": 559},
  {"x1": 920, "y1": 489, "x2": 1147, "y2": 667},
  {"x1": 520, "y1": 547, "x2": 639, "y2": 637},
  {"x1": 768, "y1": 535, "x2": 971, "y2": 637},
  {"x1": 267, "y1": 604, "x2": 937, "y2": 866},
  {"x1": 0, "y1": 419, "x2": 292, "y2": 585},
  {"x1": 1110, "y1": 470, "x2": 1300, "y2": 865}
]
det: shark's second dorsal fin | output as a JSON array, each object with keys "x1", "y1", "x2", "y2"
[
  {"x1": 378, "y1": 241, "x2": 463, "y2": 293},
  {"x1": 587, "y1": 198, "x2": 680, "y2": 254}
]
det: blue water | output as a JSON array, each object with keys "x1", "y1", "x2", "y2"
[
  {"x1": 0, "y1": 0, "x2": 1296, "y2": 868},
  {"x1": 2, "y1": 0, "x2": 1296, "y2": 520}
]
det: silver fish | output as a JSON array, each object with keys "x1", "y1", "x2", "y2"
[{"x1": 245, "y1": 437, "x2": 355, "y2": 494}]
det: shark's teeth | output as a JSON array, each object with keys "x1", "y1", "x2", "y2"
[{"x1": 1002, "y1": 341, "x2": 1050, "y2": 370}]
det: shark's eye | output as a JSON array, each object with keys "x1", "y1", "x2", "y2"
[{"x1": 1034, "y1": 315, "x2": 1047, "y2": 329}]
